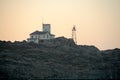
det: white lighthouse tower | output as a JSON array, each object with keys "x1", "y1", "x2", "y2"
[{"x1": 72, "y1": 25, "x2": 77, "y2": 44}]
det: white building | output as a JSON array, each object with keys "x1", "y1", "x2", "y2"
[{"x1": 27, "y1": 24, "x2": 55, "y2": 43}]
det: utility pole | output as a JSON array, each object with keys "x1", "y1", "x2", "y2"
[{"x1": 72, "y1": 25, "x2": 77, "y2": 44}]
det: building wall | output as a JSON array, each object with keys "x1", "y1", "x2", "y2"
[
  {"x1": 27, "y1": 38, "x2": 38, "y2": 43},
  {"x1": 29, "y1": 33, "x2": 52, "y2": 39},
  {"x1": 50, "y1": 35, "x2": 55, "y2": 39},
  {"x1": 28, "y1": 34, "x2": 55, "y2": 43}
]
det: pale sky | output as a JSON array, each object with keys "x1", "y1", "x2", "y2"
[{"x1": 0, "y1": 0, "x2": 120, "y2": 50}]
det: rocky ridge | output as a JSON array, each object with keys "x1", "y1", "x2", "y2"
[{"x1": 0, "y1": 37, "x2": 120, "y2": 79}]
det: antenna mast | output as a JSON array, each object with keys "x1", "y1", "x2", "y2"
[
  {"x1": 42, "y1": 17, "x2": 44, "y2": 24},
  {"x1": 72, "y1": 25, "x2": 77, "y2": 44}
]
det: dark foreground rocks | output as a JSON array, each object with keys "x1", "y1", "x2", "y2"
[{"x1": 0, "y1": 37, "x2": 120, "y2": 79}]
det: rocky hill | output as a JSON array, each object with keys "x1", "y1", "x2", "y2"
[{"x1": 0, "y1": 37, "x2": 120, "y2": 79}]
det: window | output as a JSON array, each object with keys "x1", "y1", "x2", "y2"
[
  {"x1": 43, "y1": 35, "x2": 45, "y2": 38},
  {"x1": 47, "y1": 34, "x2": 48, "y2": 38},
  {"x1": 39, "y1": 35, "x2": 41, "y2": 39},
  {"x1": 31, "y1": 35, "x2": 33, "y2": 38}
]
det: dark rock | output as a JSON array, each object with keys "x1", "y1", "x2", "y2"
[{"x1": 0, "y1": 37, "x2": 120, "y2": 79}]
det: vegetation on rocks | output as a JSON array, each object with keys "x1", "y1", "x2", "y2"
[{"x1": 0, "y1": 37, "x2": 120, "y2": 79}]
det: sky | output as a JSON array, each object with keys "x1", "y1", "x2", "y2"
[{"x1": 0, "y1": 0, "x2": 120, "y2": 50}]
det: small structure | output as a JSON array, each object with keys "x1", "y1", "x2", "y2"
[
  {"x1": 72, "y1": 25, "x2": 77, "y2": 44},
  {"x1": 27, "y1": 24, "x2": 55, "y2": 43}
]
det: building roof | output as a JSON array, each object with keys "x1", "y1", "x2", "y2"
[
  {"x1": 30, "y1": 30, "x2": 47, "y2": 35},
  {"x1": 43, "y1": 24, "x2": 50, "y2": 26},
  {"x1": 50, "y1": 34, "x2": 55, "y2": 36},
  {"x1": 30, "y1": 30, "x2": 55, "y2": 36}
]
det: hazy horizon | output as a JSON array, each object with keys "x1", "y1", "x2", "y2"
[{"x1": 0, "y1": 0, "x2": 120, "y2": 50}]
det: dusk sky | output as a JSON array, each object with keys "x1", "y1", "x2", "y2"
[{"x1": 0, "y1": 0, "x2": 120, "y2": 50}]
